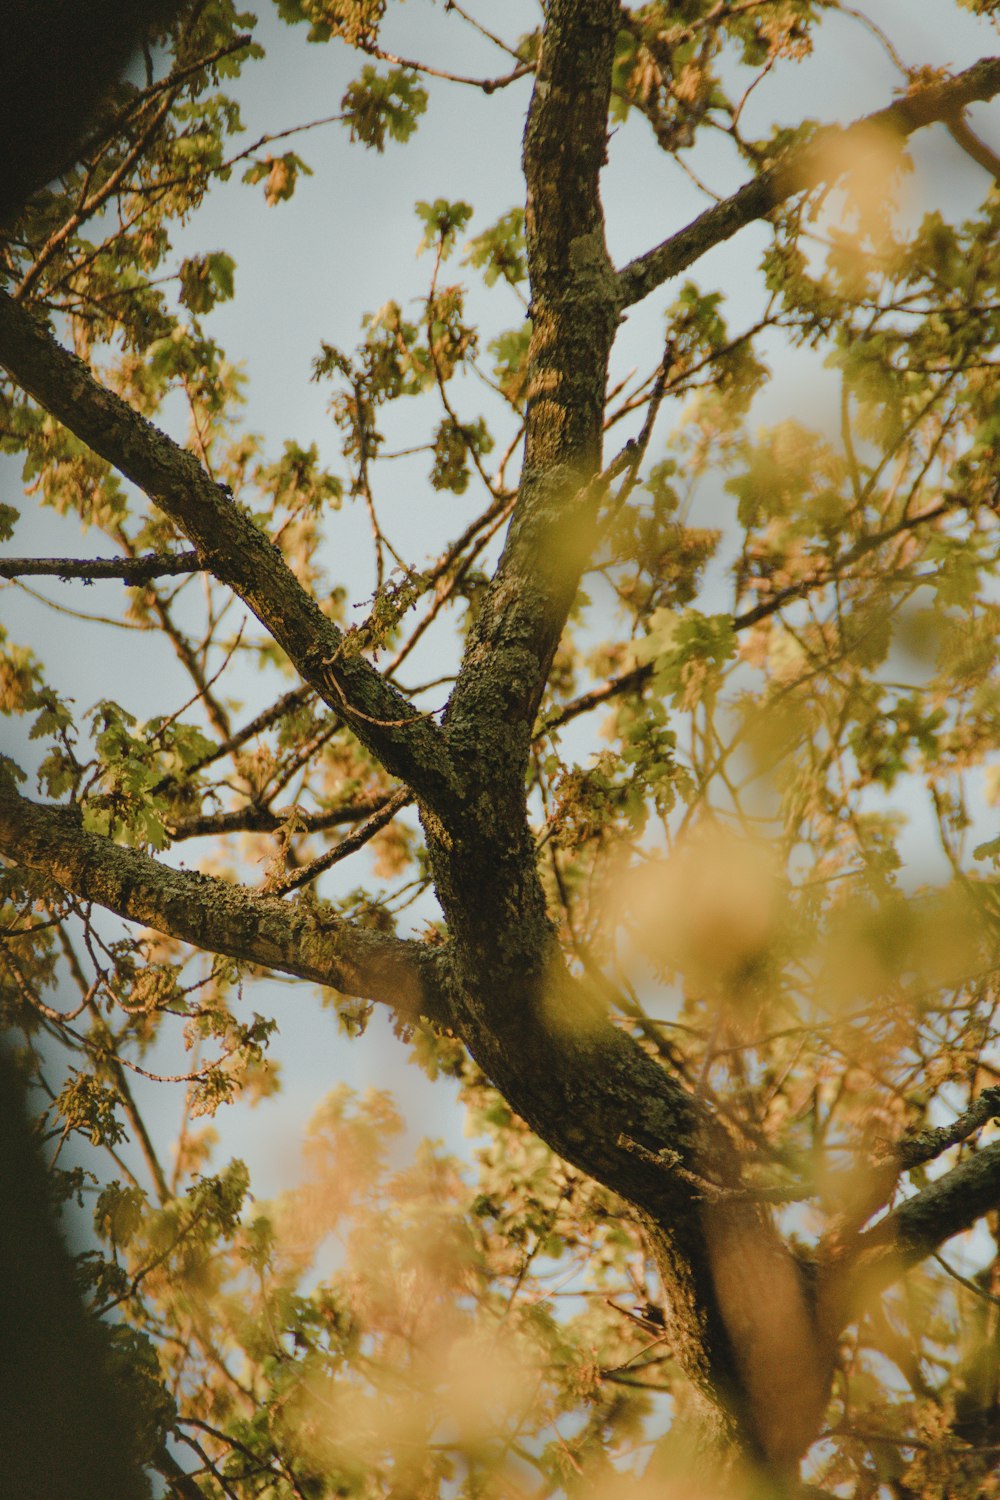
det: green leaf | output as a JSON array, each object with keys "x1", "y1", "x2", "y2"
[
  {"x1": 341, "y1": 67, "x2": 427, "y2": 153},
  {"x1": 973, "y1": 834, "x2": 1000, "y2": 863},
  {"x1": 94, "y1": 1182, "x2": 148, "y2": 1248},
  {"x1": 415, "y1": 198, "x2": 474, "y2": 257},
  {"x1": 0, "y1": 501, "x2": 18, "y2": 540},
  {"x1": 464, "y1": 207, "x2": 527, "y2": 286},
  {"x1": 56, "y1": 1073, "x2": 126, "y2": 1147}
]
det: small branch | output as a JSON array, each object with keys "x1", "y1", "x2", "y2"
[
  {"x1": 618, "y1": 56, "x2": 1000, "y2": 308},
  {"x1": 76, "y1": 35, "x2": 254, "y2": 162},
  {"x1": 945, "y1": 111, "x2": 1000, "y2": 179},
  {"x1": 601, "y1": 1371, "x2": 673, "y2": 1391},
  {"x1": 269, "y1": 788, "x2": 411, "y2": 895},
  {"x1": 933, "y1": 1251, "x2": 1000, "y2": 1308},
  {"x1": 17, "y1": 87, "x2": 180, "y2": 303},
  {"x1": 59, "y1": 923, "x2": 171, "y2": 1202},
  {"x1": 0, "y1": 551, "x2": 201, "y2": 583},
  {"x1": 618, "y1": 1132, "x2": 807, "y2": 1204},
  {"x1": 167, "y1": 789, "x2": 397, "y2": 842},
  {"x1": 888, "y1": 1084, "x2": 1000, "y2": 1172},
  {"x1": 113, "y1": 530, "x2": 231, "y2": 740},
  {"x1": 443, "y1": 1, "x2": 529, "y2": 63},
  {"x1": 540, "y1": 666, "x2": 649, "y2": 735},
  {"x1": 824, "y1": 1422, "x2": 1000, "y2": 1456},
  {"x1": 356, "y1": 37, "x2": 532, "y2": 94}
]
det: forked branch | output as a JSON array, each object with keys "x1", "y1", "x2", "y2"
[
  {"x1": 819, "y1": 1139, "x2": 1000, "y2": 1336},
  {"x1": 0, "y1": 289, "x2": 459, "y2": 811}
]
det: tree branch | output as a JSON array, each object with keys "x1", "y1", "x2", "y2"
[
  {"x1": 0, "y1": 289, "x2": 459, "y2": 811},
  {"x1": 618, "y1": 56, "x2": 1000, "y2": 309},
  {"x1": 444, "y1": 0, "x2": 623, "y2": 771},
  {"x1": 166, "y1": 788, "x2": 398, "y2": 842},
  {"x1": 0, "y1": 550, "x2": 201, "y2": 582},
  {"x1": 540, "y1": 664, "x2": 649, "y2": 735},
  {"x1": 865, "y1": 1139, "x2": 1000, "y2": 1271},
  {"x1": 822, "y1": 1141, "x2": 1000, "y2": 1332},
  {"x1": 0, "y1": 778, "x2": 450, "y2": 1027},
  {"x1": 891, "y1": 1085, "x2": 1000, "y2": 1173},
  {"x1": 269, "y1": 787, "x2": 411, "y2": 895}
]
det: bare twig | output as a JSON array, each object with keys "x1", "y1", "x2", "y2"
[
  {"x1": 167, "y1": 788, "x2": 396, "y2": 841},
  {"x1": 945, "y1": 111, "x2": 1000, "y2": 179}
]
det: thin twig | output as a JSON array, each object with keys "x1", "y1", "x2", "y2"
[
  {"x1": 167, "y1": 788, "x2": 396, "y2": 842},
  {"x1": 269, "y1": 787, "x2": 412, "y2": 895}
]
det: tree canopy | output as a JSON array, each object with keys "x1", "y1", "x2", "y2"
[{"x1": 2, "y1": 2, "x2": 1000, "y2": 1495}]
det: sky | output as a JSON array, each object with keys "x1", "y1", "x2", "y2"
[{"x1": 2, "y1": 0, "x2": 999, "y2": 1215}]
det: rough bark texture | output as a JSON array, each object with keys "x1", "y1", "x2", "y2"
[
  {"x1": 0, "y1": 776, "x2": 448, "y2": 1027},
  {"x1": 3, "y1": 14, "x2": 1000, "y2": 1488},
  {"x1": 0, "y1": 550, "x2": 200, "y2": 581}
]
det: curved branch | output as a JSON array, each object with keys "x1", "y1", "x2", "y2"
[
  {"x1": 946, "y1": 111, "x2": 1000, "y2": 179},
  {"x1": 0, "y1": 289, "x2": 459, "y2": 812},
  {"x1": 0, "y1": 779, "x2": 450, "y2": 1028},
  {"x1": 618, "y1": 56, "x2": 1000, "y2": 309}
]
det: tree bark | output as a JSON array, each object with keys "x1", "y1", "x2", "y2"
[
  {"x1": 0, "y1": 775, "x2": 448, "y2": 1028},
  {"x1": 416, "y1": 2, "x2": 834, "y2": 1476}
]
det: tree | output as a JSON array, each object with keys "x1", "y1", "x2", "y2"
[{"x1": 1, "y1": 0, "x2": 1000, "y2": 1493}]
